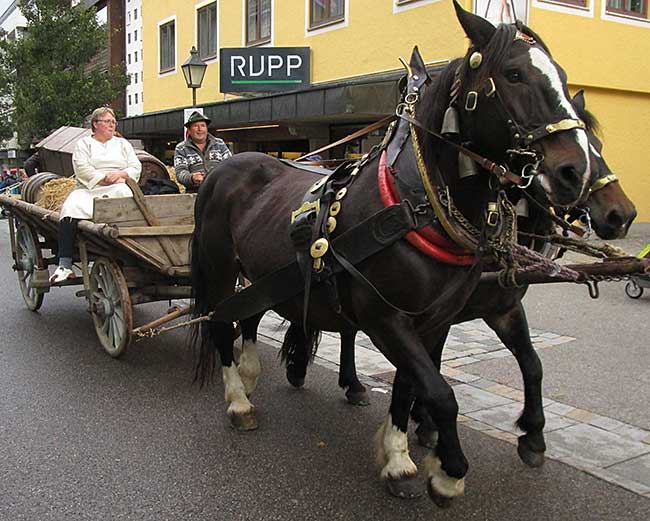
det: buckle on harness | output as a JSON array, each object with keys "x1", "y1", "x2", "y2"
[
  {"x1": 310, "y1": 238, "x2": 329, "y2": 271},
  {"x1": 486, "y1": 202, "x2": 500, "y2": 227}
]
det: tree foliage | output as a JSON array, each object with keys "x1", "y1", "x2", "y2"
[{"x1": 0, "y1": 0, "x2": 128, "y2": 144}]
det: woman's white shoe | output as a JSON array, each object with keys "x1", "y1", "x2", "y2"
[{"x1": 50, "y1": 266, "x2": 74, "y2": 283}]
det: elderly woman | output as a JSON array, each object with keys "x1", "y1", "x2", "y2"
[{"x1": 50, "y1": 107, "x2": 142, "y2": 283}]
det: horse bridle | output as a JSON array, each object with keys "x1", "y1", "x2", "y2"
[{"x1": 442, "y1": 30, "x2": 587, "y2": 189}]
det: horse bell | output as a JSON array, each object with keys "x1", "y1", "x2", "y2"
[
  {"x1": 458, "y1": 151, "x2": 479, "y2": 179},
  {"x1": 441, "y1": 106, "x2": 460, "y2": 138}
]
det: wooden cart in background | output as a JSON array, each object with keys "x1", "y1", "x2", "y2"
[{"x1": 0, "y1": 178, "x2": 195, "y2": 357}]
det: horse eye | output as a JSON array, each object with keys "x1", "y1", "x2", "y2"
[{"x1": 505, "y1": 70, "x2": 522, "y2": 83}]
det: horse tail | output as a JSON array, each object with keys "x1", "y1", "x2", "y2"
[
  {"x1": 189, "y1": 190, "x2": 234, "y2": 387},
  {"x1": 280, "y1": 322, "x2": 321, "y2": 388}
]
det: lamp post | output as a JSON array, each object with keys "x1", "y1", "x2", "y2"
[{"x1": 181, "y1": 46, "x2": 207, "y2": 107}]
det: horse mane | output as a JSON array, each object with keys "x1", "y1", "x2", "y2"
[{"x1": 461, "y1": 24, "x2": 518, "y2": 88}]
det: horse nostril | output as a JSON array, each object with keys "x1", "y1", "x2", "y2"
[{"x1": 606, "y1": 209, "x2": 624, "y2": 230}]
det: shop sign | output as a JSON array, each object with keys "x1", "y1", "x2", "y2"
[{"x1": 220, "y1": 47, "x2": 310, "y2": 94}]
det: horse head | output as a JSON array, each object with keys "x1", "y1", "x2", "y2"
[
  {"x1": 449, "y1": 1, "x2": 591, "y2": 207},
  {"x1": 570, "y1": 90, "x2": 637, "y2": 239}
]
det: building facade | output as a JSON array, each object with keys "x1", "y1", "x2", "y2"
[
  {"x1": 125, "y1": 0, "x2": 144, "y2": 116},
  {"x1": 120, "y1": 0, "x2": 650, "y2": 220}
]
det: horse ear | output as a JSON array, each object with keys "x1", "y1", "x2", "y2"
[
  {"x1": 571, "y1": 89, "x2": 586, "y2": 112},
  {"x1": 409, "y1": 46, "x2": 431, "y2": 83},
  {"x1": 453, "y1": 0, "x2": 495, "y2": 48}
]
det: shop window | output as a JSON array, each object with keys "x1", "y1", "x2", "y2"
[
  {"x1": 246, "y1": 0, "x2": 271, "y2": 46},
  {"x1": 606, "y1": 0, "x2": 648, "y2": 17},
  {"x1": 197, "y1": 2, "x2": 218, "y2": 59},
  {"x1": 159, "y1": 20, "x2": 175, "y2": 73},
  {"x1": 309, "y1": 0, "x2": 344, "y2": 29}
]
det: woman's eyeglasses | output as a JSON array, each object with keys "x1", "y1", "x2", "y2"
[{"x1": 97, "y1": 119, "x2": 117, "y2": 126}]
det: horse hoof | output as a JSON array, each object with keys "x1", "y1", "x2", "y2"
[
  {"x1": 517, "y1": 436, "x2": 545, "y2": 468},
  {"x1": 287, "y1": 373, "x2": 305, "y2": 388},
  {"x1": 416, "y1": 428, "x2": 438, "y2": 450},
  {"x1": 229, "y1": 410, "x2": 258, "y2": 431},
  {"x1": 426, "y1": 480, "x2": 454, "y2": 509},
  {"x1": 385, "y1": 475, "x2": 424, "y2": 499},
  {"x1": 345, "y1": 389, "x2": 370, "y2": 406}
]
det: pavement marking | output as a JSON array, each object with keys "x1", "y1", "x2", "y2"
[{"x1": 257, "y1": 312, "x2": 650, "y2": 497}]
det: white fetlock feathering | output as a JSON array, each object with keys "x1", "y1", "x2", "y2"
[
  {"x1": 375, "y1": 416, "x2": 417, "y2": 480},
  {"x1": 424, "y1": 453, "x2": 465, "y2": 498},
  {"x1": 223, "y1": 364, "x2": 253, "y2": 416},
  {"x1": 238, "y1": 339, "x2": 261, "y2": 396}
]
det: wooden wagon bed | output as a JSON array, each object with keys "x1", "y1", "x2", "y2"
[{"x1": 0, "y1": 182, "x2": 196, "y2": 357}]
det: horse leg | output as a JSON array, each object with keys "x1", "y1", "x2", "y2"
[
  {"x1": 412, "y1": 325, "x2": 449, "y2": 449},
  {"x1": 238, "y1": 313, "x2": 264, "y2": 397},
  {"x1": 484, "y1": 302, "x2": 546, "y2": 467},
  {"x1": 367, "y1": 317, "x2": 467, "y2": 507},
  {"x1": 339, "y1": 330, "x2": 369, "y2": 406},
  {"x1": 282, "y1": 322, "x2": 318, "y2": 388},
  {"x1": 375, "y1": 368, "x2": 423, "y2": 499}
]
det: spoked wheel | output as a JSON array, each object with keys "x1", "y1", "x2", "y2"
[
  {"x1": 15, "y1": 222, "x2": 44, "y2": 311},
  {"x1": 625, "y1": 280, "x2": 644, "y2": 299},
  {"x1": 89, "y1": 258, "x2": 133, "y2": 357}
]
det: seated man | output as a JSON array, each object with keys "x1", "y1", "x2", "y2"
[{"x1": 173, "y1": 111, "x2": 232, "y2": 193}]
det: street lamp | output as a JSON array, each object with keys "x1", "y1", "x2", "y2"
[{"x1": 181, "y1": 46, "x2": 207, "y2": 107}]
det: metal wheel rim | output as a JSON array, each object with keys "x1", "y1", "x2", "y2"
[
  {"x1": 89, "y1": 258, "x2": 132, "y2": 357},
  {"x1": 625, "y1": 280, "x2": 643, "y2": 299},
  {"x1": 15, "y1": 222, "x2": 44, "y2": 311}
]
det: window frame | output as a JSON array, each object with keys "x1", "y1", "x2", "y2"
[
  {"x1": 158, "y1": 17, "x2": 177, "y2": 75},
  {"x1": 245, "y1": 0, "x2": 272, "y2": 46},
  {"x1": 308, "y1": 0, "x2": 345, "y2": 30},
  {"x1": 197, "y1": 1, "x2": 219, "y2": 60},
  {"x1": 606, "y1": 0, "x2": 648, "y2": 18}
]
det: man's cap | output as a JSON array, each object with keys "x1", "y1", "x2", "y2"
[{"x1": 184, "y1": 111, "x2": 211, "y2": 128}]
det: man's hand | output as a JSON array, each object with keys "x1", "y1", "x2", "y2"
[{"x1": 191, "y1": 172, "x2": 205, "y2": 185}]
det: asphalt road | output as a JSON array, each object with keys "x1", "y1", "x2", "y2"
[{"x1": 1, "y1": 221, "x2": 649, "y2": 520}]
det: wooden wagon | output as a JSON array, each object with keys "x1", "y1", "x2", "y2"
[{"x1": 0, "y1": 179, "x2": 195, "y2": 357}]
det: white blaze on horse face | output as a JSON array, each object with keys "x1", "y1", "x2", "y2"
[
  {"x1": 528, "y1": 47, "x2": 591, "y2": 197},
  {"x1": 590, "y1": 143, "x2": 602, "y2": 159},
  {"x1": 238, "y1": 339, "x2": 261, "y2": 397},
  {"x1": 375, "y1": 415, "x2": 417, "y2": 479},
  {"x1": 223, "y1": 364, "x2": 254, "y2": 416}
]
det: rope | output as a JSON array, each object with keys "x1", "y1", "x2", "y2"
[
  {"x1": 133, "y1": 312, "x2": 214, "y2": 340},
  {"x1": 519, "y1": 232, "x2": 629, "y2": 259}
]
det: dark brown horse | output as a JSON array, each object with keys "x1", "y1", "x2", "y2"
[
  {"x1": 282, "y1": 90, "x2": 636, "y2": 489},
  {"x1": 190, "y1": 2, "x2": 595, "y2": 506}
]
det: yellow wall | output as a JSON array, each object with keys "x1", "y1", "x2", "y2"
[
  {"x1": 142, "y1": 0, "x2": 650, "y2": 220},
  {"x1": 528, "y1": 1, "x2": 650, "y2": 220},
  {"x1": 142, "y1": 0, "x2": 470, "y2": 111}
]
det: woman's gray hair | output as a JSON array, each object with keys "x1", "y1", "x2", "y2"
[{"x1": 90, "y1": 107, "x2": 116, "y2": 130}]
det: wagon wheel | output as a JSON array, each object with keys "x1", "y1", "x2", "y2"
[
  {"x1": 625, "y1": 280, "x2": 643, "y2": 299},
  {"x1": 89, "y1": 258, "x2": 133, "y2": 357},
  {"x1": 15, "y1": 222, "x2": 44, "y2": 311}
]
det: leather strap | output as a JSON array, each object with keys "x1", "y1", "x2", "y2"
[
  {"x1": 208, "y1": 202, "x2": 417, "y2": 323},
  {"x1": 296, "y1": 115, "x2": 395, "y2": 161}
]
